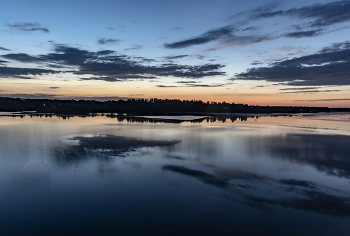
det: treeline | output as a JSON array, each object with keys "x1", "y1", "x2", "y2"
[
  {"x1": 0, "y1": 113, "x2": 257, "y2": 123},
  {"x1": 0, "y1": 97, "x2": 332, "y2": 115}
]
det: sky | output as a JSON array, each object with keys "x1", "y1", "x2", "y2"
[{"x1": 1, "y1": 0, "x2": 350, "y2": 107}]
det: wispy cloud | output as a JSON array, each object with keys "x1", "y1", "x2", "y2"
[
  {"x1": 0, "y1": 47, "x2": 10, "y2": 51},
  {"x1": 232, "y1": 41, "x2": 350, "y2": 86},
  {"x1": 165, "y1": 1, "x2": 350, "y2": 50},
  {"x1": 97, "y1": 38, "x2": 121, "y2": 44},
  {"x1": 5, "y1": 22, "x2": 49, "y2": 33},
  {"x1": 163, "y1": 55, "x2": 188, "y2": 60},
  {"x1": 124, "y1": 45, "x2": 142, "y2": 51},
  {"x1": 170, "y1": 27, "x2": 183, "y2": 30}
]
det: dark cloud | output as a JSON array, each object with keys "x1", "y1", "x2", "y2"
[
  {"x1": 49, "y1": 87, "x2": 60, "y2": 89},
  {"x1": 184, "y1": 83, "x2": 226, "y2": 87},
  {"x1": 1, "y1": 44, "x2": 225, "y2": 80},
  {"x1": 0, "y1": 93, "x2": 58, "y2": 99},
  {"x1": 0, "y1": 47, "x2": 10, "y2": 51},
  {"x1": 157, "y1": 83, "x2": 227, "y2": 88},
  {"x1": 0, "y1": 66, "x2": 57, "y2": 77},
  {"x1": 171, "y1": 27, "x2": 183, "y2": 30},
  {"x1": 188, "y1": 1, "x2": 349, "y2": 51},
  {"x1": 239, "y1": 26, "x2": 261, "y2": 32},
  {"x1": 0, "y1": 60, "x2": 8, "y2": 65},
  {"x1": 97, "y1": 38, "x2": 121, "y2": 44},
  {"x1": 164, "y1": 23, "x2": 273, "y2": 50},
  {"x1": 80, "y1": 75, "x2": 156, "y2": 82},
  {"x1": 259, "y1": 0, "x2": 350, "y2": 28},
  {"x1": 175, "y1": 80, "x2": 199, "y2": 84},
  {"x1": 124, "y1": 45, "x2": 142, "y2": 51},
  {"x1": 80, "y1": 76, "x2": 124, "y2": 82},
  {"x1": 5, "y1": 22, "x2": 49, "y2": 33},
  {"x1": 223, "y1": 1, "x2": 282, "y2": 21},
  {"x1": 279, "y1": 87, "x2": 320, "y2": 90},
  {"x1": 280, "y1": 89, "x2": 342, "y2": 94},
  {"x1": 295, "y1": 98, "x2": 350, "y2": 102},
  {"x1": 233, "y1": 41, "x2": 350, "y2": 86},
  {"x1": 96, "y1": 50, "x2": 116, "y2": 55},
  {"x1": 164, "y1": 55, "x2": 188, "y2": 60},
  {"x1": 279, "y1": 179, "x2": 315, "y2": 188},
  {"x1": 164, "y1": 1, "x2": 350, "y2": 51},
  {"x1": 250, "y1": 61, "x2": 263, "y2": 65},
  {"x1": 156, "y1": 85, "x2": 177, "y2": 88},
  {"x1": 2, "y1": 53, "x2": 44, "y2": 63},
  {"x1": 284, "y1": 29, "x2": 323, "y2": 38},
  {"x1": 164, "y1": 25, "x2": 235, "y2": 49}
]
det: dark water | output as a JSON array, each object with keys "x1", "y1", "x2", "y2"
[{"x1": 1, "y1": 113, "x2": 350, "y2": 236}]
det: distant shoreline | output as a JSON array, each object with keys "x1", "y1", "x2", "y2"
[{"x1": 1, "y1": 97, "x2": 349, "y2": 115}]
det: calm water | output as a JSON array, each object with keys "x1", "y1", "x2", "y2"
[{"x1": 1, "y1": 113, "x2": 350, "y2": 236}]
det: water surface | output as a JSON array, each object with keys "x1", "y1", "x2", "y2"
[{"x1": 1, "y1": 113, "x2": 350, "y2": 235}]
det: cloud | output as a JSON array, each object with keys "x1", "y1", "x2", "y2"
[
  {"x1": 168, "y1": 1, "x2": 350, "y2": 50},
  {"x1": 279, "y1": 87, "x2": 320, "y2": 90},
  {"x1": 2, "y1": 53, "x2": 44, "y2": 63},
  {"x1": 97, "y1": 38, "x2": 121, "y2": 44},
  {"x1": 0, "y1": 47, "x2": 10, "y2": 51},
  {"x1": 80, "y1": 75, "x2": 156, "y2": 82},
  {"x1": 0, "y1": 93, "x2": 58, "y2": 99},
  {"x1": 233, "y1": 41, "x2": 350, "y2": 86},
  {"x1": 171, "y1": 27, "x2": 183, "y2": 30},
  {"x1": 5, "y1": 22, "x2": 49, "y2": 33},
  {"x1": 124, "y1": 45, "x2": 142, "y2": 51},
  {"x1": 156, "y1": 85, "x2": 177, "y2": 88},
  {"x1": 164, "y1": 23, "x2": 273, "y2": 50},
  {"x1": 259, "y1": 0, "x2": 350, "y2": 28},
  {"x1": 49, "y1": 87, "x2": 60, "y2": 89},
  {"x1": 250, "y1": 61, "x2": 263, "y2": 65},
  {"x1": 156, "y1": 83, "x2": 227, "y2": 88},
  {"x1": 164, "y1": 55, "x2": 188, "y2": 60},
  {"x1": 280, "y1": 89, "x2": 342, "y2": 94},
  {"x1": 184, "y1": 83, "x2": 227, "y2": 87},
  {"x1": 283, "y1": 29, "x2": 323, "y2": 38},
  {"x1": 164, "y1": 25, "x2": 235, "y2": 49},
  {"x1": 1, "y1": 44, "x2": 225, "y2": 80},
  {"x1": 0, "y1": 66, "x2": 57, "y2": 77},
  {"x1": 175, "y1": 80, "x2": 199, "y2": 84},
  {"x1": 295, "y1": 98, "x2": 350, "y2": 102},
  {"x1": 223, "y1": 1, "x2": 282, "y2": 21},
  {"x1": 0, "y1": 60, "x2": 8, "y2": 65}
]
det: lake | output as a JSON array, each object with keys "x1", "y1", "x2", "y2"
[{"x1": 1, "y1": 112, "x2": 350, "y2": 236}]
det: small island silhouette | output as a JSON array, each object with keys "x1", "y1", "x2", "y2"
[{"x1": 0, "y1": 97, "x2": 348, "y2": 115}]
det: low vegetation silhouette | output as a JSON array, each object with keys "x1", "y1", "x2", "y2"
[{"x1": 0, "y1": 97, "x2": 346, "y2": 115}]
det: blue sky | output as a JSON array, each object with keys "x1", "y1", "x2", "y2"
[{"x1": 1, "y1": 0, "x2": 350, "y2": 107}]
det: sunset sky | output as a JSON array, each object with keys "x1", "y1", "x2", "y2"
[{"x1": 1, "y1": 0, "x2": 350, "y2": 107}]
